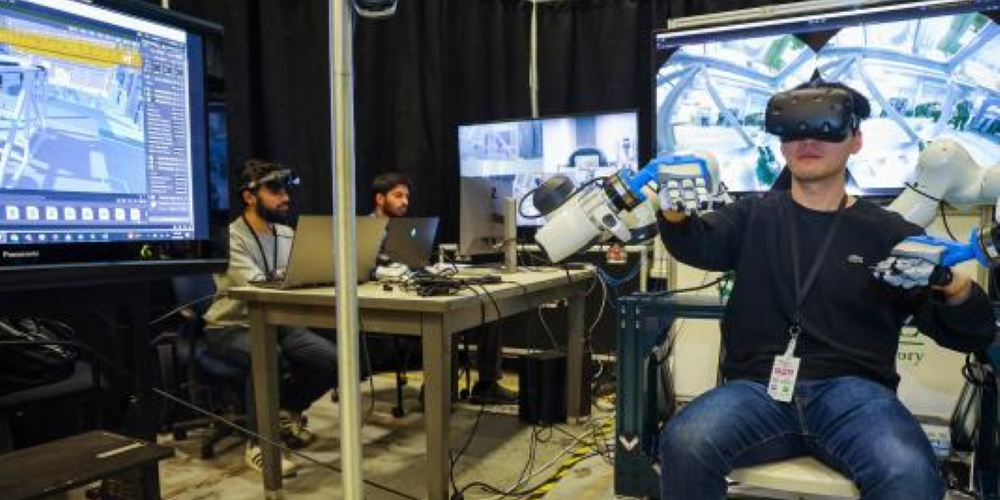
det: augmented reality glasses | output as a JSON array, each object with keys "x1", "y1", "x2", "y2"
[
  {"x1": 765, "y1": 87, "x2": 860, "y2": 143},
  {"x1": 244, "y1": 168, "x2": 300, "y2": 194}
]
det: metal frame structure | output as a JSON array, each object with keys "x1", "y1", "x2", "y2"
[
  {"x1": 666, "y1": 0, "x2": 972, "y2": 31},
  {"x1": 614, "y1": 293, "x2": 1000, "y2": 499}
]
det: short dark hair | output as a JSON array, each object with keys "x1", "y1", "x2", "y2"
[
  {"x1": 372, "y1": 172, "x2": 413, "y2": 197},
  {"x1": 793, "y1": 79, "x2": 871, "y2": 130},
  {"x1": 240, "y1": 158, "x2": 284, "y2": 192}
]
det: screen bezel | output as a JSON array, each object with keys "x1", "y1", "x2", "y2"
[
  {"x1": 0, "y1": 0, "x2": 227, "y2": 289},
  {"x1": 652, "y1": 0, "x2": 1000, "y2": 198}
]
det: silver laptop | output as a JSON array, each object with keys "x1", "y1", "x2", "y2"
[{"x1": 252, "y1": 215, "x2": 388, "y2": 289}]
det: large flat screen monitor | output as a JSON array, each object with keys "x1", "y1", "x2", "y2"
[
  {"x1": 654, "y1": 0, "x2": 1000, "y2": 196},
  {"x1": 458, "y1": 110, "x2": 638, "y2": 228},
  {"x1": 0, "y1": 0, "x2": 226, "y2": 288}
]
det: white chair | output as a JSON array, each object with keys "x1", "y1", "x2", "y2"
[{"x1": 729, "y1": 456, "x2": 859, "y2": 499}]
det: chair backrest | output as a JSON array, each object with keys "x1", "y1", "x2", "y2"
[
  {"x1": 169, "y1": 275, "x2": 243, "y2": 380},
  {"x1": 171, "y1": 274, "x2": 217, "y2": 330}
]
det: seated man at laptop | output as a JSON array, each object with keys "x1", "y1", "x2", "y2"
[
  {"x1": 372, "y1": 172, "x2": 517, "y2": 405},
  {"x1": 203, "y1": 159, "x2": 338, "y2": 477}
]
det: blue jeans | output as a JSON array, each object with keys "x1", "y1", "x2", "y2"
[
  {"x1": 657, "y1": 377, "x2": 944, "y2": 500},
  {"x1": 205, "y1": 325, "x2": 339, "y2": 431}
]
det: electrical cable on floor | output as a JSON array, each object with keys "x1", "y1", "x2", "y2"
[
  {"x1": 448, "y1": 282, "x2": 504, "y2": 499},
  {"x1": 152, "y1": 388, "x2": 421, "y2": 500},
  {"x1": 449, "y1": 400, "x2": 488, "y2": 499},
  {"x1": 549, "y1": 416, "x2": 615, "y2": 464},
  {"x1": 456, "y1": 425, "x2": 545, "y2": 500},
  {"x1": 447, "y1": 280, "x2": 607, "y2": 500},
  {"x1": 457, "y1": 415, "x2": 614, "y2": 500}
]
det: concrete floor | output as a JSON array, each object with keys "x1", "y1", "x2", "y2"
[
  {"x1": 50, "y1": 371, "x2": 973, "y2": 500},
  {"x1": 155, "y1": 371, "x2": 617, "y2": 500}
]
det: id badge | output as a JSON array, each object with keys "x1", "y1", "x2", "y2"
[{"x1": 767, "y1": 354, "x2": 800, "y2": 402}]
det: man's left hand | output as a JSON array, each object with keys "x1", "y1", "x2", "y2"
[
  {"x1": 934, "y1": 271, "x2": 972, "y2": 305},
  {"x1": 872, "y1": 256, "x2": 972, "y2": 305}
]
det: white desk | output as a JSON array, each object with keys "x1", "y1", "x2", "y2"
[{"x1": 230, "y1": 268, "x2": 593, "y2": 500}]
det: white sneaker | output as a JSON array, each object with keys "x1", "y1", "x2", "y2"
[
  {"x1": 245, "y1": 442, "x2": 298, "y2": 478},
  {"x1": 279, "y1": 410, "x2": 316, "y2": 449}
]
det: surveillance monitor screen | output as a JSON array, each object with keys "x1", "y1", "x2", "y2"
[
  {"x1": 458, "y1": 110, "x2": 638, "y2": 225},
  {"x1": 0, "y1": 0, "x2": 209, "y2": 244},
  {"x1": 655, "y1": 1, "x2": 1000, "y2": 195}
]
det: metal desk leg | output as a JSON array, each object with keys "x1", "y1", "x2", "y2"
[
  {"x1": 567, "y1": 291, "x2": 587, "y2": 419},
  {"x1": 249, "y1": 305, "x2": 283, "y2": 499},
  {"x1": 130, "y1": 284, "x2": 161, "y2": 500},
  {"x1": 421, "y1": 313, "x2": 452, "y2": 500}
]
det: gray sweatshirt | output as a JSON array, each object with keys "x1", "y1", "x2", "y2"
[{"x1": 203, "y1": 217, "x2": 294, "y2": 329}]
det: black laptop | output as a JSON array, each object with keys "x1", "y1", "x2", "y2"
[{"x1": 383, "y1": 217, "x2": 440, "y2": 269}]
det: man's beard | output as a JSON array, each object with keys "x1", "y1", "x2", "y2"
[{"x1": 256, "y1": 203, "x2": 290, "y2": 224}]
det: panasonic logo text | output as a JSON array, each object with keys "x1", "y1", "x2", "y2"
[{"x1": 2, "y1": 250, "x2": 40, "y2": 259}]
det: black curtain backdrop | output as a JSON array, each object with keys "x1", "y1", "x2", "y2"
[
  {"x1": 354, "y1": 0, "x2": 533, "y2": 231},
  {"x1": 169, "y1": 0, "x2": 799, "y2": 239}
]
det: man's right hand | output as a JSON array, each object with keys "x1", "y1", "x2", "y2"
[
  {"x1": 659, "y1": 173, "x2": 711, "y2": 217},
  {"x1": 658, "y1": 176, "x2": 730, "y2": 222}
]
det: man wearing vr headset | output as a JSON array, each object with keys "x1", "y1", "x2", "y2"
[
  {"x1": 654, "y1": 80, "x2": 995, "y2": 499},
  {"x1": 203, "y1": 159, "x2": 338, "y2": 478}
]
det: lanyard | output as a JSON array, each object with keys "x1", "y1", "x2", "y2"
[
  {"x1": 782, "y1": 192, "x2": 847, "y2": 349},
  {"x1": 242, "y1": 215, "x2": 278, "y2": 279}
]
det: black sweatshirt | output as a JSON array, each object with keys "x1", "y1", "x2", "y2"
[{"x1": 659, "y1": 191, "x2": 996, "y2": 388}]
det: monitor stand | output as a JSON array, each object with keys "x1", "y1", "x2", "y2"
[{"x1": 503, "y1": 197, "x2": 517, "y2": 273}]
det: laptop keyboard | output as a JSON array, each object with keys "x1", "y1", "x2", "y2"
[
  {"x1": 248, "y1": 278, "x2": 285, "y2": 289},
  {"x1": 249, "y1": 279, "x2": 338, "y2": 290}
]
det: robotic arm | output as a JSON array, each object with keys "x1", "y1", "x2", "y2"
[
  {"x1": 888, "y1": 138, "x2": 1000, "y2": 227},
  {"x1": 879, "y1": 139, "x2": 1000, "y2": 288},
  {"x1": 534, "y1": 153, "x2": 728, "y2": 263}
]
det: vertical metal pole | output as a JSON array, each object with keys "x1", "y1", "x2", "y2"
[
  {"x1": 331, "y1": 1, "x2": 364, "y2": 499},
  {"x1": 529, "y1": 1, "x2": 538, "y2": 118}
]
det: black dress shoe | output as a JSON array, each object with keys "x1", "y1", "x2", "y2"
[{"x1": 469, "y1": 381, "x2": 518, "y2": 405}]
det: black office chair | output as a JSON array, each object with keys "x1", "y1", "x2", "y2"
[
  {"x1": 366, "y1": 335, "x2": 469, "y2": 417},
  {"x1": 155, "y1": 274, "x2": 248, "y2": 459},
  {"x1": 0, "y1": 320, "x2": 120, "y2": 452}
]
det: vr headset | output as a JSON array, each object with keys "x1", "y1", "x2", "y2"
[
  {"x1": 243, "y1": 168, "x2": 300, "y2": 194},
  {"x1": 765, "y1": 87, "x2": 861, "y2": 143}
]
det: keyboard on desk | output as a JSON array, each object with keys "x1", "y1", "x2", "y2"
[
  {"x1": 422, "y1": 268, "x2": 502, "y2": 284},
  {"x1": 248, "y1": 279, "x2": 335, "y2": 290},
  {"x1": 433, "y1": 265, "x2": 503, "y2": 282}
]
